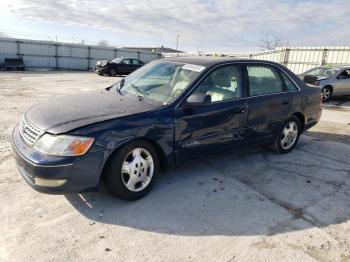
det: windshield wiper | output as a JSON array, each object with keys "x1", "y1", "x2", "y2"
[
  {"x1": 130, "y1": 83, "x2": 145, "y2": 101},
  {"x1": 117, "y1": 79, "x2": 125, "y2": 94}
]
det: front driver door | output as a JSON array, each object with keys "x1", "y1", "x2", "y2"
[
  {"x1": 334, "y1": 69, "x2": 350, "y2": 95},
  {"x1": 174, "y1": 64, "x2": 248, "y2": 163},
  {"x1": 120, "y1": 59, "x2": 133, "y2": 74}
]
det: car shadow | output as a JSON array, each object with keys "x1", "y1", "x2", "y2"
[
  {"x1": 305, "y1": 130, "x2": 350, "y2": 145},
  {"x1": 65, "y1": 136, "x2": 350, "y2": 236}
]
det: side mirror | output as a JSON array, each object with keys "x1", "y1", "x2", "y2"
[{"x1": 185, "y1": 93, "x2": 211, "y2": 106}]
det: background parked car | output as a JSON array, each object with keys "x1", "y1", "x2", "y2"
[
  {"x1": 298, "y1": 66, "x2": 331, "y2": 78},
  {"x1": 297, "y1": 66, "x2": 331, "y2": 84},
  {"x1": 94, "y1": 57, "x2": 145, "y2": 76},
  {"x1": 308, "y1": 67, "x2": 350, "y2": 102},
  {"x1": 0, "y1": 58, "x2": 25, "y2": 71}
]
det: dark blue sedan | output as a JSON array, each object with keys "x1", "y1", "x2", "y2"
[{"x1": 12, "y1": 57, "x2": 322, "y2": 200}]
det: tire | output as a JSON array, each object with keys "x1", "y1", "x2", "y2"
[
  {"x1": 321, "y1": 86, "x2": 332, "y2": 102},
  {"x1": 271, "y1": 116, "x2": 301, "y2": 154},
  {"x1": 109, "y1": 68, "x2": 117, "y2": 77},
  {"x1": 103, "y1": 140, "x2": 159, "y2": 200}
]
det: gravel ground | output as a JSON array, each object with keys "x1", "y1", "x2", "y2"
[{"x1": 1, "y1": 72, "x2": 350, "y2": 262}]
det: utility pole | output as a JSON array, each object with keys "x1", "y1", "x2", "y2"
[{"x1": 176, "y1": 33, "x2": 180, "y2": 52}]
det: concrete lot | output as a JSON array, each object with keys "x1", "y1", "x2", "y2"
[{"x1": 1, "y1": 72, "x2": 350, "y2": 262}]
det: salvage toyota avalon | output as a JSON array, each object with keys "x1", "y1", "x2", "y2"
[{"x1": 12, "y1": 57, "x2": 322, "y2": 200}]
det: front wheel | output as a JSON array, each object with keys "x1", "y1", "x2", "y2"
[
  {"x1": 103, "y1": 140, "x2": 159, "y2": 200},
  {"x1": 109, "y1": 68, "x2": 117, "y2": 77},
  {"x1": 321, "y1": 86, "x2": 332, "y2": 102},
  {"x1": 271, "y1": 116, "x2": 301, "y2": 154}
]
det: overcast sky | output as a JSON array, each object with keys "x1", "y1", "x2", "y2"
[{"x1": 0, "y1": 0, "x2": 349, "y2": 51}]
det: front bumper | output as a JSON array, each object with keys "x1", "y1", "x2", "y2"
[
  {"x1": 93, "y1": 67, "x2": 108, "y2": 75},
  {"x1": 11, "y1": 125, "x2": 104, "y2": 194}
]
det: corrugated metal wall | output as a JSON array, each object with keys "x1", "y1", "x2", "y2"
[
  {"x1": 164, "y1": 47, "x2": 350, "y2": 74},
  {"x1": 0, "y1": 38, "x2": 162, "y2": 70}
]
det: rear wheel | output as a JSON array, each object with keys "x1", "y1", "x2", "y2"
[
  {"x1": 271, "y1": 116, "x2": 301, "y2": 154},
  {"x1": 109, "y1": 68, "x2": 117, "y2": 77},
  {"x1": 103, "y1": 140, "x2": 159, "y2": 200},
  {"x1": 321, "y1": 86, "x2": 332, "y2": 102}
]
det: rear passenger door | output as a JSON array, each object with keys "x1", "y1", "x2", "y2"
[
  {"x1": 132, "y1": 59, "x2": 143, "y2": 70},
  {"x1": 245, "y1": 64, "x2": 291, "y2": 143}
]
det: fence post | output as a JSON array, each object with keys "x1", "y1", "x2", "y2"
[
  {"x1": 137, "y1": 51, "x2": 140, "y2": 60},
  {"x1": 283, "y1": 48, "x2": 290, "y2": 67},
  {"x1": 16, "y1": 40, "x2": 21, "y2": 57},
  {"x1": 114, "y1": 49, "x2": 118, "y2": 58},
  {"x1": 55, "y1": 43, "x2": 59, "y2": 71},
  {"x1": 87, "y1": 46, "x2": 91, "y2": 71},
  {"x1": 321, "y1": 48, "x2": 328, "y2": 65}
]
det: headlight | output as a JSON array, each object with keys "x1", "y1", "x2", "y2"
[{"x1": 34, "y1": 134, "x2": 94, "y2": 156}]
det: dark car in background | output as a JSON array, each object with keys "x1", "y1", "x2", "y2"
[
  {"x1": 94, "y1": 57, "x2": 145, "y2": 76},
  {"x1": 12, "y1": 57, "x2": 322, "y2": 200}
]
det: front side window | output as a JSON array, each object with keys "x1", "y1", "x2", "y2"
[
  {"x1": 192, "y1": 65, "x2": 243, "y2": 102},
  {"x1": 338, "y1": 69, "x2": 350, "y2": 79},
  {"x1": 132, "y1": 59, "x2": 141, "y2": 65},
  {"x1": 115, "y1": 61, "x2": 202, "y2": 105},
  {"x1": 247, "y1": 65, "x2": 283, "y2": 96},
  {"x1": 122, "y1": 59, "x2": 132, "y2": 64}
]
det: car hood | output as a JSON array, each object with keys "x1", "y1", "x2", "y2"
[{"x1": 25, "y1": 90, "x2": 157, "y2": 134}]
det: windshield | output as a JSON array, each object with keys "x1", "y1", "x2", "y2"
[
  {"x1": 111, "y1": 57, "x2": 123, "y2": 63},
  {"x1": 321, "y1": 69, "x2": 339, "y2": 78},
  {"x1": 114, "y1": 61, "x2": 204, "y2": 105},
  {"x1": 303, "y1": 67, "x2": 329, "y2": 76}
]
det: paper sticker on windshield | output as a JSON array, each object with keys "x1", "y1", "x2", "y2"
[{"x1": 182, "y1": 64, "x2": 205, "y2": 72}]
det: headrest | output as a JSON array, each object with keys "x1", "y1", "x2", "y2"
[{"x1": 212, "y1": 71, "x2": 231, "y2": 87}]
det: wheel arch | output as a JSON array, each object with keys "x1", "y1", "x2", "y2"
[
  {"x1": 323, "y1": 85, "x2": 333, "y2": 93},
  {"x1": 291, "y1": 112, "x2": 305, "y2": 132},
  {"x1": 99, "y1": 137, "x2": 168, "y2": 182}
]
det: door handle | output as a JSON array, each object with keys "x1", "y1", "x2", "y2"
[{"x1": 232, "y1": 106, "x2": 246, "y2": 114}]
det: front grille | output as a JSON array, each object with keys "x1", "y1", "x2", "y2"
[{"x1": 19, "y1": 118, "x2": 45, "y2": 146}]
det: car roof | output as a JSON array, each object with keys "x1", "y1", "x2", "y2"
[
  {"x1": 160, "y1": 56, "x2": 282, "y2": 67},
  {"x1": 332, "y1": 66, "x2": 350, "y2": 70}
]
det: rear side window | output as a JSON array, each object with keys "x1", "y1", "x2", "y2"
[
  {"x1": 247, "y1": 65, "x2": 283, "y2": 96},
  {"x1": 281, "y1": 73, "x2": 298, "y2": 91}
]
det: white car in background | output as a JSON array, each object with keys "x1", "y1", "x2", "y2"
[{"x1": 312, "y1": 67, "x2": 350, "y2": 102}]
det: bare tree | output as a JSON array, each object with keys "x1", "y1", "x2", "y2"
[
  {"x1": 260, "y1": 31, "x2": 289, "y2": 50},
  {"x1": 97, "y1": 39, "x2": 109, "y2": 47}
]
